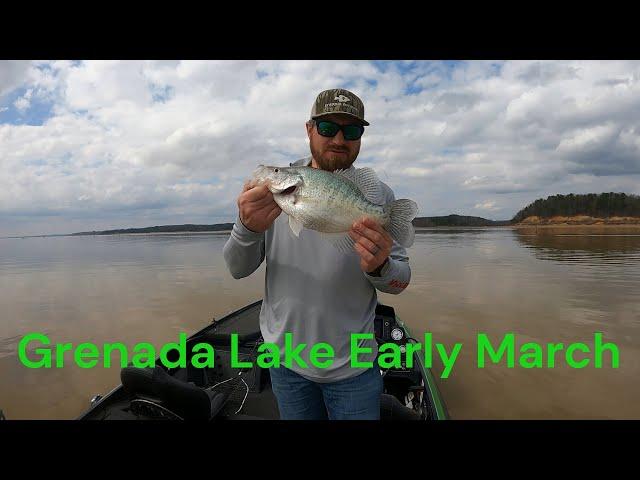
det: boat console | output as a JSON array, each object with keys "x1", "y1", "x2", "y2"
[{"x1": 374, "y1": 304, "x2": 425, "y2": 418}]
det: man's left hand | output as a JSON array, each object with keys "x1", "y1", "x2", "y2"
[{"x1": 348, "y1": 217, "x2": 393, "y2": 274}]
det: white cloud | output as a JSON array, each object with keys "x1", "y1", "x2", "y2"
[
  {"x1": 463, "y1": 175, "x2": 486, "y2": 186},
  {"x1": 13, "y1": 88, "x2": 33, "y2": 111},
  {"x1": 0, "y1": 60, "x2": 32, "y2": 96},
  {"x1": 1, "y1": 60, "x2": 640, "y2": 236},
  {"x1": 401, "y1": 167, "x2": 432, "y2": 177},
  {"x1": 474, "y1": 201, "x2": 500, "y2": 211},
  {"x1": 556, "y1": 124, "x2": 618, "y2": 153}
]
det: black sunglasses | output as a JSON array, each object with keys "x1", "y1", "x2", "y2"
[{"x1": 314, "y1": 120, "x2": 365, "y2": 141}]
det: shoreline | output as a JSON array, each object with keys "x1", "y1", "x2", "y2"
[
  {"x1": 6, "y1": 224, "x2": 640, "y2": 240},
  {"x1": 73, "y1": 231, "x2": 233, "y2": 236},
  {"x1": 513, "y1": 224, "x2": 640, "y2": 235}
]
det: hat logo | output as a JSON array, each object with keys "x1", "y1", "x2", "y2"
[{"x1": 334, "y1": 95, "x2": 351, "y2": 103}]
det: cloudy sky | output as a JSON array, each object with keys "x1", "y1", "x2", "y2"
[{"x1": 1, "y1": 60, "x2": 639, "y2": 236}]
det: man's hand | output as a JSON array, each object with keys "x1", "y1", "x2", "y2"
[
  {"x1": 348, "y1": 217, "x2": 393, "y2": 275},
  {"x1": 238, "y1": 181, "x2": 282, "y2": 233}
]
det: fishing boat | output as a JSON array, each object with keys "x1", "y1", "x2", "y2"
[{"x1": 76, "y1": 300, "x2": 449, "y2": 421}]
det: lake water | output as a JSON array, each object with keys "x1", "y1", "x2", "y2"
[{"x1": 1, "y1": 229, "x2": 639, "y2": 419}]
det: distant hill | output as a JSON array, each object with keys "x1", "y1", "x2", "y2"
[
  {"x1": 413, "y1": 215, "x2": 510, "y2": 227},
  {"x1": 71, "y1": 224, "x2": 234, "y2": 235},
  {"x1": 71, "y1": 215, "x2": 512, "y2": 236},
  {"x1": 511, "y1": 193, "x2": 640, "y2": 223},
  {"x1": 63, "y1": 194, "x2": 640, "y2": 237}
]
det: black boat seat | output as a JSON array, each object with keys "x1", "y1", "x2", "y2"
[
  {"x1": 121, "y1": 366, "x2": 226, "y2": 421},
  {"x1": 380, "y1": 394, "x2": 422, "y2": 420}
]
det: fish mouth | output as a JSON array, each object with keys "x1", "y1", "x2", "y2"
[{"x1": 268, "y1": 184, "x2": 298, "y2": 195}]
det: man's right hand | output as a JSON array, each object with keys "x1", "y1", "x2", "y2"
[{"x1": 237, "y1": 181, "x2": 282, "y2": 233}]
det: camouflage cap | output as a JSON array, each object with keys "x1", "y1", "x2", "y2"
[{"x1": 310, "y1": 88, "x2": 370, "y2": 126}]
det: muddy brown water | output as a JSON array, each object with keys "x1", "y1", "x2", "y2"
[{"x1": 1, "y1": 229, "x2": 638, "y2": 419}]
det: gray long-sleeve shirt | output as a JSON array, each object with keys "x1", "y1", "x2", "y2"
[{"x1": 223, "y1": 156, "x2": 411, "y2": 382}]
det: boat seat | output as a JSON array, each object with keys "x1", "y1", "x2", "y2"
[
  {"x1": 380, "y1": 394, "x2": 422, "y2": 420},
  {"x1": 121, "y1": 366, "x2": 226, "y2": 421}
]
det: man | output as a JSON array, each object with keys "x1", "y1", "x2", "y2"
[{"x1": 223, "y1": 88, "x2": 411, "y2": 420}]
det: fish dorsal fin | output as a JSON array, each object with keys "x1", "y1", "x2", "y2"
[{"x1": 333, "y1": 167, "x2": 382, "y2": 204}]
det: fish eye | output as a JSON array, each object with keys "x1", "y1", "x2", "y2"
[{"x1": 274, "y1": 168, "x2": 279, "y2": 173}]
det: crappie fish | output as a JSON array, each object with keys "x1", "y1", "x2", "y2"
[{"x1": 251, "y1": 164, "x2": 418, "y2": 251}]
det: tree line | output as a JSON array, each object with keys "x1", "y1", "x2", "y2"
[
  {"x1": 413, "y1": 215, "x2": 510, "y2": 227},
  {"x1": 511, "y1": 193, "x2": 640, "y2": 223},
  {"x1": 70, "y1": 193, "x2": 639, "y2": 235},
  {"x1": 71, "y1": 223, "x2": 234, "y2": 235}
]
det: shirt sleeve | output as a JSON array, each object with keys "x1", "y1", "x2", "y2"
[
  {"x1": 363, "y1": 182, "x2": 412, "y2": 294},
  {"x1": 364, "y1": 242, "x2": 412, "y2": 294},
  {"x1": 222, "y1": 215, "x2": 266, "y2": 279}
]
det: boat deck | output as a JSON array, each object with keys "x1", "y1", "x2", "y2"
[{"x1": 79, "y1": 300, "x2": 445, "y2": 420}]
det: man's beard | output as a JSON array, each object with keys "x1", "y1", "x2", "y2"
[{"x1": 310, "y1": 142, "x2": 360, "y2": 171}]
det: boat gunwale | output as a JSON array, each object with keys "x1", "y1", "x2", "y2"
[{"x1": 397, "y1": 316, "x2": 450, "y2": 420}]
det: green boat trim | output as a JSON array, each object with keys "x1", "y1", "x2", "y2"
[{"x1": 398, "y1": 316, "x2": 450, "y2": 420}]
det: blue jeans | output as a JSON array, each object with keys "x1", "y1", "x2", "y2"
[{"x1": 269, "y1": 366, "x2": 383, "y2": 420}]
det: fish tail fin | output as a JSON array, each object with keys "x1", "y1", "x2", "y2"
[{"x1": 386, "y1": 199, "x2": 418, "y2": 248}]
